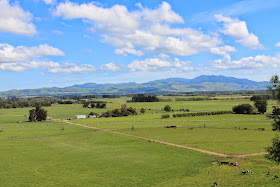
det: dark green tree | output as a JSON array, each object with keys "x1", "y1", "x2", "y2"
[
  {"x1": 35, "y1": 107, "x2": 47, "y2": 121},
  {"x1": 29, "y1": 109, "x2": 36, "y2": 122},
  {"x1": 232, "y1": 104, "x2": 253, "y2": 114},
  {"x1": 83, "y1": 102, "x2": 89, "y2": 108},
  {"x1": 91, "y1": 103, "x2": 95, "y2": 108},
  {"x1": 265, "y1": 135, "x2": 280, "y2": 164},
  {"x1": 164, "y1": 105, "x2": 171, "y2": 112},
  {"x1": 254, "y1": 100, "x2": 267, "y2": 114}
]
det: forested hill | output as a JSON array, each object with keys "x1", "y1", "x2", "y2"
[{"x1": 0, "y1": 75, "x2": 269, "y2": 97}]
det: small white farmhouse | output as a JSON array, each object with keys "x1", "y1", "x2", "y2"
[{"x1": 74, "y1": 115, "x2": 87, "y2": 119}]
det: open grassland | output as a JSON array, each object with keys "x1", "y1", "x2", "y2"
[
  {"x1": 0, "y1": 122, "x2": 94, "y2": 140},
  {"x1": 0, "y1": 132, "x2": 220, "y2": 187},
  {"x1": 0, "y1": 96, "x2": 279, "y2": 186},
  {"x1": 159, "y1": 155, "x2": 280, "y2": 187},
  {"x1": 76, "y1": 114, "x2": 273, "y2": 130},
  {"x1": 118, "y1": 128, "x2": 275, "y2": 155}
]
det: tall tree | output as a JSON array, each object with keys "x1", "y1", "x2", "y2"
[{"x1": 265, "y1": 135, "x2": 280, "y2": 164}]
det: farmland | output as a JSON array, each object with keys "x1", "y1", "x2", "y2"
[{"x1": 1, "y1": 95, "x2": 280, "y2": 186}]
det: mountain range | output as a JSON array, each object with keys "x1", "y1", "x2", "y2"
[{"x1": 0, "y1": 75, "x2": 270, "y2": 97}]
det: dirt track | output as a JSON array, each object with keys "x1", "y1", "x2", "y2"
[{"x1": 63, "y1": 120, "x2": 268, "y2": 158}]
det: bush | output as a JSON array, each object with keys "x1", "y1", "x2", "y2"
[{"x1": 232, "y1": 104, "x2": 254, "y2": 114}]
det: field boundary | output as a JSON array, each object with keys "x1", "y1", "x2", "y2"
[{"x1": 63, "y1": 120, "x2": 268, "y2": 158}]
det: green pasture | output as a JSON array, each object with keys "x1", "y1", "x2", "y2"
[
  {"x1": 75, "y1": 114, "x2": 273, "y2": 130},
  {"x1": 0, "y1": 132, "x2": 220, "y2": 187},
  {"x1": 0, "y1": 122, "x2": 94, "y2": 140},
  {"x1": 159, "y1": 155, "x2": 280, "y2": 187},
  {"x1": 0, "y1": 96, "x2": 279, "y2": 186},
  {"x1": 119, "y1": 127, "x2": 276, "y2": 155}
]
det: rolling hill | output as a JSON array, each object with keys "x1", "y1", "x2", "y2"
[{"x1": 0, "y1": 75, "x2": 270, "y2": 97}]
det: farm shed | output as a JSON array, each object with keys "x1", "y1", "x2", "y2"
[{"x1": 74, "y1": 115, "x2": 87, "y2": 119}]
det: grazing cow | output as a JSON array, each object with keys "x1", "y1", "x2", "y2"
[
  {"x1": 275, "y1": 175, "x2": 278, "y2": 180},
  {"x1": 220, "y1": 162, "x2": 229, "y2": 165},
  {"x1": 267, "y1": 171, "x2": 270, "y2": 175},
  {"x1": 214, "y1": 182, "x2": 217, "y2": 186},
  {"x1": 241, "y1": 171, "x2": 247, "y2": 174},
  {"x1": 235, "y1": 162, "x2": 238, "y2": 167},
  {"x1": 247, "y1": 170, "x2": 252, "y2": 174}
]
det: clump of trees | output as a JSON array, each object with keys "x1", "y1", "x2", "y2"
[
  {"x1": 101, "y1": 104, "x2": 137, "y2": 117},
  {"x1": 173, "y1": 111, "x2": 232, "y2": 118},
  {"x1": 29, "y1": 106, "x2": 48, "y2": 122},
  {"x1": 128, "y1": 95, "x2": 159, "y2": 102},
  {"x1": 254, "y1": 100, "x2": 267, "y2": 114},
  {"x1": 250, "y1": 95, "x2": 272, "y2": 101},
  {"x1": 0, "y1": 97, "x2": 54, "y2": 109},
  {"x1": 232, "y1": 104, "x2": 254, "y2": 114},
  {"x1": 82, "y1": 101, "x2": 107, "y2": 108}
]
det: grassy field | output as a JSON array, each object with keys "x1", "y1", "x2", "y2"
[
  {"x1": 0, "y1": 132, "x2": 220, "y2": 186},
  {"x1": 0, "y1": 96, "x2": 279, "y2": 186}
]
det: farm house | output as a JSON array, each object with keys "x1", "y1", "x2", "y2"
[{"x1": 74, "y1": 115, "x2": 86, "y2": 119}]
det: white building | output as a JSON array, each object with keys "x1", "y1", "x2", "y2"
[{"x1": 74, "y1": 115, "x2": 87, "y2": 119}]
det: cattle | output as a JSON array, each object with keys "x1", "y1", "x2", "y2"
[
  {"x1": 220, "y1": 162, "x2": 229, "y2": 165},
  {"x1": 164, "y1": 126, "x2": 177, "y2": 128},
  {"x1": 241, "y1": 171, "x2": 247, "y2": 174},
  {"x1": 275, "y1": 175, "x2": 278, "y2": 180},
  {"x1": 247, "y1": 170, "x2": 252, "y2": 174},
  {"x1": 267, "y1": 171, "x2": 270, "y2": 175},
  {"x1": 214, "y1": 182, "x2": 217, "y2": 186}
]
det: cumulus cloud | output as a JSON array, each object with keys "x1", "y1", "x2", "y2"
[
  {"x1": 100, "y1": 62, "x2": 121, "y2": 72},
  {"x1": 0, "y1": 61, "x2": 96, "y2": 73},
  {"x1": 0, "y1": 43, "x2": 65, "y2": 62},
  {"x1": 48, "y1": 63, "x2": 96, "y2": 74},
  {"x1": 212, "y1": 54, "x2": 280, "y2": 69},
  {"x1": 0, "y1": 0, "x2": 37, "y2": 36},
  {"x1": 210, "y1": 45, "x2": 236, "y2": 55},
  {"x1": 128, "y1": 54, "x2": 193, "y2": 71},
  {"x1": 54, "y1": 1, "x2": 222, "y2": 56},
  {"x1": 215, "y1": 14, "x2": 263, "y2": 49}
]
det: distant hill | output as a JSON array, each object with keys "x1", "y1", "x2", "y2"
[{"x1": 0, "y1": 75, "x2": 270, "y2": 97}]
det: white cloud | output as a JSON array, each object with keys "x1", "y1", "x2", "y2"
[
  {"x1": 215, "y1": 14, "x2": 263, "y2": 49},
  {"x1": 0, "y1": 61, "x2": 96, "y2": 74},
  {"x1": 48, "y1": 63, "x2": 96, "y2": 74},
  {"x1": 0, "y1": 0, "x2": 37, "y2": 36},
  {"x1": 54, "y1": 1, "x2": 222, "y2": 56},
  {"x1": 275, "y1": 42, "x2": 280, "y2": 47},
  {"x1": 212, "y1": 54, "x2": 280, "y2": 69},
  {"x1": 210, "y1": 45, "x2": 236, "y2": 55},
  {"x1": 100, "y1": 62, "x2": 121, "y2": 72},
  {"x1": 114, "y1": 48, "x2": 143, "y2": 56},
  {"x1": 43, "y1": 0, "x2": 56, "y2": 5},
  {"x1": 128, "y1": 55, "x2": 193, "y2": 71},
  {"x1": 0, "y1": 43, "x2": 65, "y2": 62}
]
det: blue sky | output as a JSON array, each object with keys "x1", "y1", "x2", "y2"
[{"x1": 1, "y1": 0, "x2": 280, "y2": 91}]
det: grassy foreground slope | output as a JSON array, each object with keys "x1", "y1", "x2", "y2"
[{"x1": 0, "y1": 132, "x2": 219, "y2": 187}]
